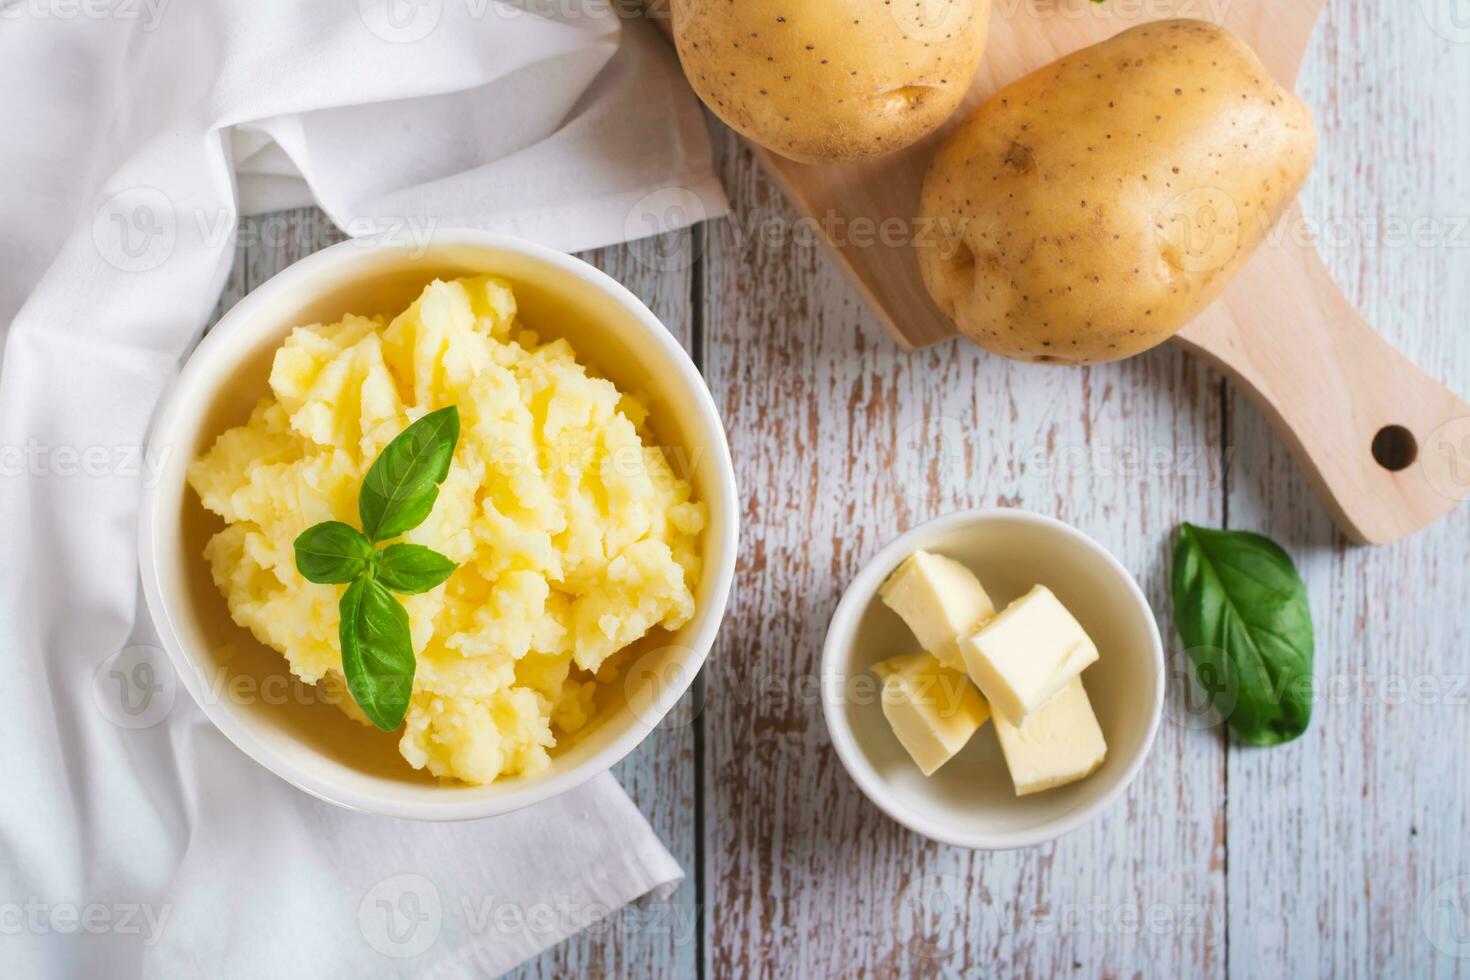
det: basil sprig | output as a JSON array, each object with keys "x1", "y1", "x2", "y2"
[
  {"x1": 338, "y1": 577, "x2": 416, "y2": 729},
  {"x1": 374, "y1": 543, "x2": 460, "y2": 595},
  {"x1": 294, "y1": 521, "x2": 375, "y2": 584},
  {"x1": 1170, "y1": 523, "x2": 1315, "y2": 746},
  {"x1": 293, "y1": 406, "x2": 461, "y2": 731}
]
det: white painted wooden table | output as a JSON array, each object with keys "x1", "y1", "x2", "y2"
[{"x1": 219, "y1": 2, "x2": 1470, "y2": 974}]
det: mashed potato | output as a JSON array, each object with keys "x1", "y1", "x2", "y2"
[{"x1": 188, "y1": 275, "x2": 705, "y2": 784}]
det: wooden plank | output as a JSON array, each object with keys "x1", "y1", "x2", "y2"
[
  {"x1": 700, "y1": 125, "x2": 1230, "y2": 977},
  {"x1": 208, "y1": 209, "x2": 347, "y2": 326},
  {"x1": 218, "y1": 212, "x2": 700, "y2": 980},
  {"x1": 1224, "y1": 4, "x2": 1470, "y2": 977}
]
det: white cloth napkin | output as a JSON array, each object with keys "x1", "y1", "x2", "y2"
[{"x1": 0, "y1": 1, "x2": 725, "y2": 976}]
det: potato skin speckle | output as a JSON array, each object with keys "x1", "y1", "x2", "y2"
[
  {"x1": 672, "y1": 0, "x2": 990, "y2": 164},
  {"x1": 918, "y1": 19, "x2": 1318, "y2": 365}
]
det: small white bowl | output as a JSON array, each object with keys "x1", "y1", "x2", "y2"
[
  {"x1": 821, "y1": 509, "x2": 1164, "y2": 849},
  {"x1": 140, "y1": 230, "x2": 738, "y2": 821}
]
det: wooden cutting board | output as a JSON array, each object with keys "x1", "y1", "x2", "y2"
[{"x1": 649, "y1": 0, "x2": 1470, "y2": 544}]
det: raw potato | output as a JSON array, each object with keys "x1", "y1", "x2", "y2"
[
  {"x1": 918, "y1": 19, "x2": 1317, "y2": 364},
  {"x1": 671, "y1": 0, "x2": 990, "y2": 164}
]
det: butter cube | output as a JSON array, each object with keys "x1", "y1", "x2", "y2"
[
  {"x1": 873, "y1": 653, "x2": 991, "y2": 776},
  {"x1": 879, "y1": 551, "x2": 996, "y2": 672},
  {"x1": 993, "y1": 676, "x2": 1107, "y2": 796},
  {"x1": 957, "y1": 585, "x2": 1098, "y2": 726}
]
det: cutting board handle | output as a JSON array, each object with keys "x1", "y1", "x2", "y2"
[{"x1": 1174, "y1": 203, "x2": 1470, "y2": 543}]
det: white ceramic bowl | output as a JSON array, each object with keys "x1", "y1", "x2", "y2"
[
  {"x1": 140, "y1": 230, "x2": 738, "y2": 820},
  {"x1": 822, "y1": 509, "x2": 1164, "y2": 849}
]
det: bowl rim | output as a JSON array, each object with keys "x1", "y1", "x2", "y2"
[
  {"x1": 820, "y1": 507, "x2": 1165, "y2": 850},
  {"x1": 138, "y1": 228, "x2": 739, "y2": 821}
]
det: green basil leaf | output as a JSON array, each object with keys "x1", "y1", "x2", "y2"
[
  {"x1": 374, "y1": 543, "x2": 458, "y2": 595},
  {"x1": 1171, "y1": 523, "x2": 1315, "y2": 746},
  {"x1": 359, "y1": 406, "x2": 460, "y2": 543},
  {"x1": 338, "y1": 578, "x2": 416, "y2": 731},
  {"x1": 294, "y1": 521, "x2": 374, "y2": 584}
]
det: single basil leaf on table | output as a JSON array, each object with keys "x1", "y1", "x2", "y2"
[
  {"x1": 1171, "y1": 523, "x2": 1315, "y2": 746},
  {"x1": 294, "y1": 521, "x2": 374, "y2": 584},
  {"x1": 375, "y1": 543, "x2": 458, "y2": 595},
  {"x1": 359, "y1": 405, "x2": 460, "y2": 543},
  {"x1": 338, "y1": 577, "x2": 416, "y2": 731}
]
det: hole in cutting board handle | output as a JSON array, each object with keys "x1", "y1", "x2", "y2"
[{"x1": 1371, "y1": 425, "x2": 1418, "y2": 472}]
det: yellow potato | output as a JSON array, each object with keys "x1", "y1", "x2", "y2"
[
  {"x1": 918, "y1": 19, "x2": 1317, "y2": 364},
  {"x1": 671, "y1": 0, "x2": 990, "y2": 164}
]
